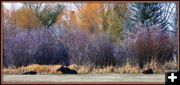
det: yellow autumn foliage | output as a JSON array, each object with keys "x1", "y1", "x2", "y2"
[
  {"x1": 16, "y1": 8, "x2": 41, "y2": 29},
  {"x1": 78, "y1": 3, "x2": 103, "y2": 33},
  {"x1": 7, "y1": 9, "x2": 17, "y2": 27}
]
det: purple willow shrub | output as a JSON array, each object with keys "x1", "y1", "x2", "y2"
[
  {"x1": 113, "y1": 44, "x2": 138, "y2": 67},
  {"x1": 3, "y1": 27, "x2": 17, "y2": 67},
  {"x1": 3, "y1": 27, "x2": 68, "y2": 67},
  {"x1": 33, "y1": 28, "x2": 68, "y2": 66},
  {"x1": 89, "y1": 33, "x2": 115, "y2": 67},
  {"x1": 60, "y1": 28, "x2": 115, "y2": 67},
  {"x1": 60, "y1": 29, "x2": 90, "y2": 66},
  {"x1": 124, "y1": 25, "x2": 175, "y2": 68},
  {"x1": 4, "y1": 29, "x2": 40, "y2": 67}
]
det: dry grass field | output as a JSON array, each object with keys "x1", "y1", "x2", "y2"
[
  {"x1": 3, "y1": 61, "x2": 177, "y2": 74},
  {"x1": 2, "y1": 61, "x2": 176, "y2": 83}
]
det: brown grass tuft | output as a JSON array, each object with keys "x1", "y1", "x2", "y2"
[
  {"x1": 143, "y1": 60, "x2": 163, "y2": 74},
  {"x1": 68, "y1": 64, "x2": 78, "y2": 71},
  {"x1": 92, "y1": 66, "x2": 114, "y2": 74},
  {"x1": 164, "y1": 61, "x2": 178, "y2": 70},
  {"x1": 114, "y1": 62, "x2": 140, "y2": 74},
  {"x1": 77, "y1": 65, "x2": 91, "y2": 74}
]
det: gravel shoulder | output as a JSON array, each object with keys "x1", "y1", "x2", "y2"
[{"x1": 3, "y1": 74, "x2": 165, "y2": 83}]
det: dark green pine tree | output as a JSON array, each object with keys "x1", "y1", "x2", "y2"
[{"x1": 129, "y1": 3, "x2": 167, "y2": 30}]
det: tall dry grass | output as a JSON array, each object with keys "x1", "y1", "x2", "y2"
[
  {"x1": 3, "y1": 60, "x2": 177, "y2": 74},
  {"x1": 4, "y1": 64, "x2": 62, "y2": 74}
]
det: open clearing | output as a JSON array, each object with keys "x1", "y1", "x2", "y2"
[{"x1": 3, "y1": 74, "x2": 165, "y2": 82}]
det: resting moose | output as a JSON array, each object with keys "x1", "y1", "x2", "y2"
[
  {"x1": 142, "y1": 68, "x2": 153, "y2": 74},
  {"x1": 22, "y1": 71, "x2": 37, "y2": 75},
  {"x1": 57, "y1": 66, "x2": 77, "y2": 74}
]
